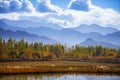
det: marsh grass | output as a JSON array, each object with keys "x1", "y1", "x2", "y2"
[{"x1": 0, "y1": 61, "x2": 120, "y2": 74}]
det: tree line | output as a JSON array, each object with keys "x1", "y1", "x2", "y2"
[{"x1": 0, "y1": 37, "x2": 120, "y2": 61}]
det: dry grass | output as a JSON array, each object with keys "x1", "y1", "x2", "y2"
[{"x1": 0, "y1": 61, "x2": 120, "y2": 74}]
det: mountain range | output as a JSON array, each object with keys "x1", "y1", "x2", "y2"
[
  {"x1": 71, "y1": 24, "x2": 118, "y2": 35},
  {"x1": 95, "y1": 31, "x2": 120, "y2": 46},
  {"x1": 0, "y1": 28, "x2": 57, "y2": 44},
  {"x1": 0, "y1": 19, "x2": 120, "y2": 48},
  {"x1": 0, "y1": 19, "x2": 63, "y2": 30},
  {"x1": 80, "y1": 38, "x2": 120, "y2": 49}
]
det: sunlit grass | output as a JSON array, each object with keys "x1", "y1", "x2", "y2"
[{"x1": 0, "y1": 61, "x2": 120, "y2": 74}]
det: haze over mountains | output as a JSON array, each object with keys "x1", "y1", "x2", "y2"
[{"x1": 0, "y1": 19, "x2": 120, "y2": 48}]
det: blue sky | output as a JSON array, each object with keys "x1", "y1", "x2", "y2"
[
  {"x1": 0, "y1": 0, "x2": 120, "y2": 29},
  {"x1": 92, "y1": 0, "x2": 120, "y2": 12}
]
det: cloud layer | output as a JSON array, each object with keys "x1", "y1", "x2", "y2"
[{"x1": 0, "y1": 0, "x2": 120, "y2": 29}]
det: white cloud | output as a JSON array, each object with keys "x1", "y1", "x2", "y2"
[
  {"x1": 36, "y1": 0, "x2": 62, "y2": 13},
  {"x1": 0, "y1": 12, "x2": 20, "y2": 20},
  {"x1": 0, "y1": 0, "x2": 35, "y2": 13},
  {"x1": 68, "y1": 0, "x2": 92, "y2": 11},
  {"x1": 48, "y1": 18, "x2": 67, "y2": 26},
  {"x1": 0, "y1": 0, "x2": 11, "y2": 13},
  {"x1": 60, "y1": 7, "x2": 120, "y2": 29},
  {"x1": 21, "y1": 0, "x2": 35, "y2": 12},
  {"x1": 9, "y1": 0, "x2": 22, "y2": 12}
]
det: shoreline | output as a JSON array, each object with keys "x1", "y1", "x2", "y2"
[{"x1": 0, "y1": 61, "x2": 120, "y2": 74}]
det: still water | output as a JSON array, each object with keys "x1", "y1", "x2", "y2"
[{"x1": 0, "y1": 73, "x2": 120, "y2": 80}]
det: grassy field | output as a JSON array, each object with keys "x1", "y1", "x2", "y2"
[{"x1": 0, "y1": 61, "x2": 120, "y2": 74}]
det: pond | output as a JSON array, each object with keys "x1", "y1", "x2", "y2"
[{"x1": 0, "y1": 73, "x2": 120, "y2": 80}]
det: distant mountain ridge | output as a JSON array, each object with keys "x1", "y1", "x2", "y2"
[
  {"x1": 95, "y1": 31, "x2": 120, "y2": 46},
  {"x1": 0, "y1": 19, "x2": 63, "y2": 30},
  {"x1": 0, "y1": 19, "x2": 118, "y2": 34},
  {"x1": 18, "y1": 27, "x2": 102, "y2": 45},
  {"x1": 80, "y1": 38, "x2": 120, "y2": 49},
  {"x1": 71, "y1": 24, "x2": 118, "y2": 35},
  {"x1": 0, "y1": 28, "x2": 57, "y2": 44}
]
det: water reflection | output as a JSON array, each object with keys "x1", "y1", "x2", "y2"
[{"x1": 0, "y1": 73, "x2": 120, "y2": 80}]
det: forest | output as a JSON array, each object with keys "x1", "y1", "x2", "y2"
[{"x1": 0, "y1": 37, "x2": 120, "y2": 62}]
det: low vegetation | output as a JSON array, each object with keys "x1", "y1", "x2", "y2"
[{"x1": 0, "y1": 61, "x2": 120, "y2": 74}]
